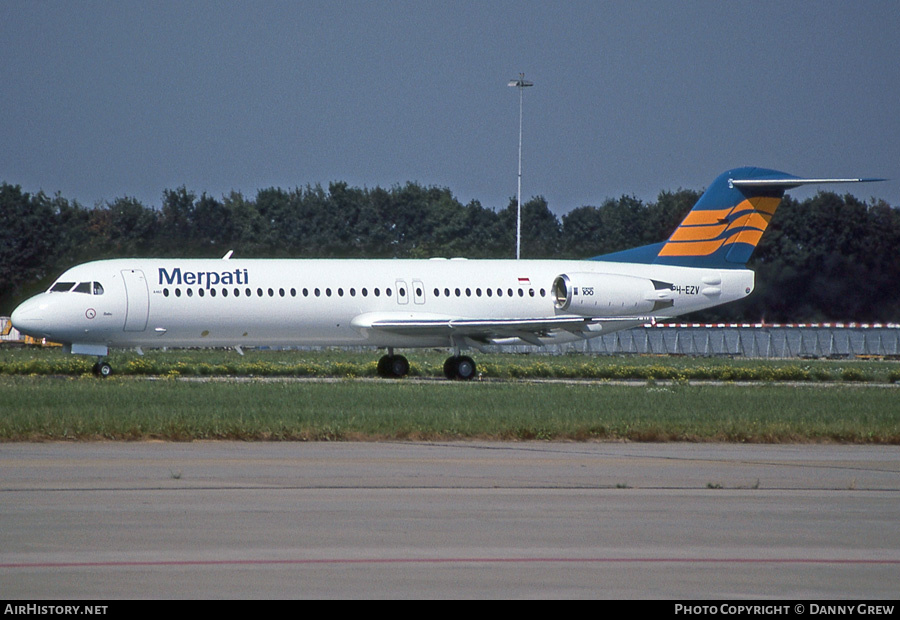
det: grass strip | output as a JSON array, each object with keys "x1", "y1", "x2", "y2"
[
  {"x1": 1, "y1": 376, "x2": 898, "y2": 443},
  {"x1": 2, "y1": 347, "x2": 899, "y2": 383}
]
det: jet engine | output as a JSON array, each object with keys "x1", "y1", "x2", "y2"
[{"x1": 551, "y1": 273, "x2": 673, "y2": 317}]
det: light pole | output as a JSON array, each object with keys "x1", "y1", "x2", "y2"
[{"x1": 508, "y1": 72, "x2": 533, "y2": 260}]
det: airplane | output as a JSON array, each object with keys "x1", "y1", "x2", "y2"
[{"x1": 10, "y1": 166, "x2": 882, "y2": 379}]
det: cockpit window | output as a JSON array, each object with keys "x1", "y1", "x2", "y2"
[
  {"x1": 50, "y1": 281, "x2": 76, "y2": 292},
  {"x1": 73, "y1": 282, "x2": 92, "y2": 294},
  {"x1": 93, "y1": 282, "x2": 104, "y2": 295}
]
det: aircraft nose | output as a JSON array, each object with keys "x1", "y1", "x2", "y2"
[{"x1": 10, "y1": 296, "x2": 48, "y2": 338}]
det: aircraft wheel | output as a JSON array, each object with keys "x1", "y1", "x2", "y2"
[
  {"x1": 390, "y1": 355, "x2": 409, "y2": 378},
  {"x1": 93, "y1": 362, "x2": 113, "y2": 378},
  {"x1": 455, "y1": 356, "x2": 476, "y2": 381},
  {"x1": 377, "y1": 355, "x2": 391, "y2": 377},
  {"x1": 378, "y1": 354, "x2": 409, "y2": 378},
  {"x1": 443, "y1": 356, "x2": 458, "y2": 380},
  {"x1": 444, "y1": 355, "x2": 476, "y2": 380}
]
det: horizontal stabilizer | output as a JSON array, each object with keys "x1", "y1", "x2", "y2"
[{"x1": 730, "y1": 177, "x2": 885, "y2": 190}]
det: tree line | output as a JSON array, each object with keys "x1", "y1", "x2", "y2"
[{"x1": 2, "y1": 180, "x2": 898, "y2": 322}]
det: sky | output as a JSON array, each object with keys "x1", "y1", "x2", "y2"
[{"x1": 2, "y1": 0, "x2": 899, "y2": 216}]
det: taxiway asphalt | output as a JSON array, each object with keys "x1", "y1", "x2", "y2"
[{"x1": 1, "y1": 441, "x2": 898, "y2": 598}]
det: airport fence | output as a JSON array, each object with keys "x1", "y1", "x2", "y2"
[{"x1": 494, "y1": 323, "x2": 900, "y2": 359}]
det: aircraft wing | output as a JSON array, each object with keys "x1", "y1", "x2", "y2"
[{"x1": 350, "y1": 312, "x2": 652, "y2": 347}]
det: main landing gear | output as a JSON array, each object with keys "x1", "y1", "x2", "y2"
[
  {"x1": 376, "y1": 349, "x2": 478, "y2": 381},
  {"x1": 376, "y1": 352, "x2": 410, "y2": 378},
  {"x1": 91, "y1": 360, "x2": 113, "y2": 378},
  {"x1": 443, "y1": 355, "x2": 477, "y2": 381}
]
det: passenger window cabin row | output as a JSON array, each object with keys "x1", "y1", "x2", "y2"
[{"x1": 159, "y1": 285, "x2": 548, "y2": 300}]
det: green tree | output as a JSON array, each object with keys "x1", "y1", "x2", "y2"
[
  {"x1": 221, "y1": 191, "x2": 267, "y2": 256},
  {"x1": 191, "y1": 194, "x2": 229, "y2": 251},
  {"x1": 159, "y1": 186, "x2": 196, "y2": 251},
  {"x1": 0, "y1": 185, "x2": 61, "y2": 308},
  {"x1": 88, "y1": 196, "x2": 157, "y2": 256},
  {"x1": 561, "y1": 195, "x2": 647, "y2": 257},
  {"x1": 497, "y1": 196, "x2": 561, "y2": 259}
]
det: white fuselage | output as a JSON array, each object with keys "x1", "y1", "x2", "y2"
[{"x1": 11, "y1": 257, "x2": 754, "y2": 352}]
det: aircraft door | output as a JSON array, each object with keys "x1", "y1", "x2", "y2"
[
  {"x1": 121, "y1": 269, "x2": 149, "y2": 332},
  {"x1": 395, "y1": 280, "x2": 409, "y2": 305}
]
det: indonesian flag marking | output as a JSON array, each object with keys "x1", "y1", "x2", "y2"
[{"x1": 518, "y1": 277, "x2": 531, "y2": 286}]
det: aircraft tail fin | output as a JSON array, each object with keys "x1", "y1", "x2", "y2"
[{"x1": 594, "y1": 167, "x2": 883, "y2": 268}]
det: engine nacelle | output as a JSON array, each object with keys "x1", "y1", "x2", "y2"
[{"x1": 552, "y1": 272, "x2": 671, "y2": 317}]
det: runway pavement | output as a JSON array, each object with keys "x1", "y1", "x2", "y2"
[{"x1": 1, "y1": 441, "x2": 898, "y2": 599}]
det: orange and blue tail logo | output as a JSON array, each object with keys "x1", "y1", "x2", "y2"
[
  {"x1": 657, "y1": 194, "x2": 780, "y2": 260},
  {"x1": 592, "y1": 167, "x2": 880, "y2": 268},
  {"x1": 655, "y1": 168, "x2": 785, "y2": 267}
]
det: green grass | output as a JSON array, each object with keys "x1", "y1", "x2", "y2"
[
  {"x1": 2, "y1": 347, "x2": 898, "y2": 443},
  {"x1": 1, "y1": 375, "x2": 898, "y2": 443},
  {"x1": 2, "y1": 346, "x2": 900, "y2": 383}
]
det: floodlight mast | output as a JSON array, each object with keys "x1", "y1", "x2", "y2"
[{"x1": 508, "y1": 73, "x2": 533, "y2": 260}]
